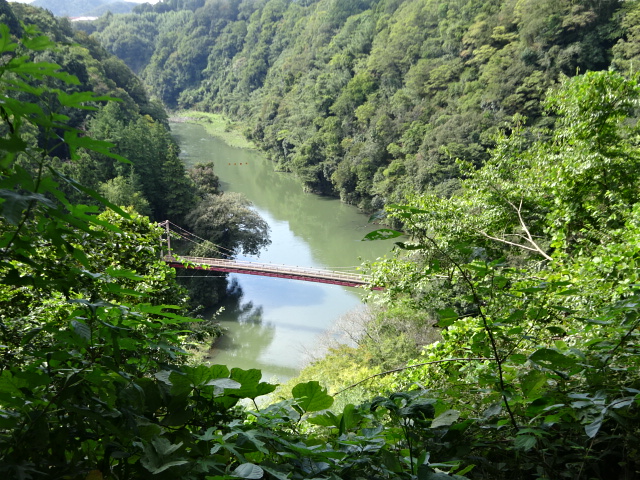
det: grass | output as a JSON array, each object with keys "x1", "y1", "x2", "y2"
[{"x1": 171, "y1": 110, "x2": 255, "y2": 150}]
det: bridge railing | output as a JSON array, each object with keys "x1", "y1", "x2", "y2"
[{"x1": 164, "y1": 255, "x2": 371, "y2": 284}]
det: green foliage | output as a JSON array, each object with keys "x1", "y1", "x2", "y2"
[
  {"x1": 185, "y1": 191, "x2": 271, "y2": 257},
  {"x1": 361, "y1": 71, "x2": 640, "y2": 478},
  {"x1": 99, "y1": 173, "x2": 152, "y2": 216},
  {"x1": 92, "y1": 14, "x2": 157, "y2": 73},
  {"x1": 3, "y1": 20, "x2": 461, "y2": 480},
  {"x1": 85, "y1": 0, "x2": 626, "y2": 209},
  {"x1": 190, "y1": 161, "x2": 221, "y2": 197},
  {"x1": 80, "y1": 102, "x2": 198, "y2": 222},
  {"x1": 7, "y1": 6, "x2": 640, "y2": 480}
]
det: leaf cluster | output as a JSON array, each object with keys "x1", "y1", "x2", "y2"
[{"x1": 358, "y1": 71, "x2": 640, "y2": 478}]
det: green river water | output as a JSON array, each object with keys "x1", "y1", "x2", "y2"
[{"x1": 171, "y1": 121, "x2": 394, "y2": 382}]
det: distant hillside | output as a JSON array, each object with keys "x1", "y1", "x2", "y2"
[
  {"x1": 86, "y1": 0, "x2": 639, "y2": 211},
  {"x1": 31, "y1": 0, "x2": 134, "y2": 17},
  {"x1": 84, "y1": 1, "x2": 135, "y2": 16}
]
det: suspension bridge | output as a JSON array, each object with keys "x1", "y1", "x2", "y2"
[{"x1": 159, "y1": 221, "x2": 382, "y2": 290}]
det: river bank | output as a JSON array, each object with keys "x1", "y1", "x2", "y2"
[{"x1": 170, "y1": 110, "x2": 255, "y2": 150}]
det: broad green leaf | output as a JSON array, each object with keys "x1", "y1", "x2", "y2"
[
  {"x1": 154, "y1": 370, "x2": 172, "y2": 385},
  {"x1": 0, "y1": 24, "x2": 17, "y2": 52},
  {"x1": 230, "y1": 430, "x2": 269, "y2": 454},
  {"x1": 307, "y1": 411, "x2": 341, "y2": 428},
  {"x1": 207, "y1": 378, "x2": 241, "y2": 389},
  {"x1": 338, "y1": 403, "x2": 360, "y2": 435},
  {"x1": 21, "y1": 34, "x2": 55, "y2": 51},
  {"x1": 181, "y1": 364, "x2": 235, "y2": 390},
  {"x1": 401, "y1": 398, "x2": 436, "y2": 419},
  {"x1": 168, "y1": 371, "x2": 193, "y2": 395},
  {"x1": 0, "y1": 190, "x2": 54, "y2": 225},
  {"x1": 105, "y1": 267, "x2": 144, "y2": 280},
  {"x1": 228, "y1": 368, "x2": 276, "y2": 399},
  {"x1": 520, "y1": 370, "x2": 548, "y2": 397},
  {"x1": 292, "y1": 381, "x2": 333, "y2": 413},
  {"x1": 140, "y1": 439, "x2": 187, "y2": 474},
  {"x1": 71, "y1": 320, "x2": 91, "y2": 342},
  {"x1": 20, "y1": 328, "x2": 42, "y2": 346},
  {"x1": 208, "y1": 364, "x2": 231, "y2": 379},
  {"x1": 0, "y1": 371, "x2": 28, "y2": 396},
  {"x1": 437, "y1": 308, "x2": 458, "y2": 327},
  {"x1": 529, "y1": 348, "x2": 577, "y2": 371},
  {"x1": 233, "y1": 463, "x2": 264, "y2": 480},
  {"x1": 585, "y1": 415, "x2": 604, "y2": 438},
  {"x1": 514, "y1": 434, "x2": 537, "y2": 451},
  {"x1": 509, "y1": 354, "x2": 528, "y2": 365},
  {"x1": 431, "y1": 409, "x2": 460, "y2": 428},
  {"x1": 482, "y1": 403, "x2": 502, "y2": 419},
  {"x1": 363, "y1": 228, "x2": 404, "y2": 241},
  {"x1": 57, "y1": 91, "x2": 114, "y2": 109},
  {"x1": 0, "y1": 135, "x2": 28, "y2": 154},
  {"x1": 152, "y1": 438, "x2": 183, "y2": 456},
  {"x1": 260, "y1": 465, "x2": 291, "y2": 480},
  {"x1": 197, "y1": 427, "x2": 218, "y2": 441},
  {"x1": 146, "y1": 459, "x2": 189, "y2": 475},
  {"x1": 64, "y1": 130, "x2": 130, "y2": 164},
  {"x1": 505, "y1": 309, "x2": 526, "y2": 323}
]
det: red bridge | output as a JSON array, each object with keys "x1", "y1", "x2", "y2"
[
  {"x1": 159, "y1": 221, "x2": 381, "y2": 290},
  {"x1": 165, "y1": 255, "x2": 380, "y2": 289}
]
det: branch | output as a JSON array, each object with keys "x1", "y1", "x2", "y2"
[
  {"x1": 511, "y1": 198, "x2": 553, "y2": 261},
  {"x1": 477, "y1": 230, "x2": 543, "y2": 254},
  {"x1": 333, "y1": 357, "x2": 490, "y2": 396},
  {"x1": 477, "y1": 198, "x2": 553, "y2": 262}
]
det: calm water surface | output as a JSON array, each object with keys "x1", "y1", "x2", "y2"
[{"x1": 171, "y1": 121, "x2": 393, "y2": 381}]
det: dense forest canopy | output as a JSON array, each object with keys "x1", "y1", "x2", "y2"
[{"x1": 81, "y1": 0, "x2": 640, "y2": 210}]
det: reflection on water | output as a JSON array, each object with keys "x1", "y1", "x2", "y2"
[{"x1": 172, "y1": 121, "x2": 394, "y2": 382}]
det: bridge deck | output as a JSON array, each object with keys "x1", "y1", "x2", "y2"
[{"x1": 164, "y1": 255, "x2": 381, "y2": 289}]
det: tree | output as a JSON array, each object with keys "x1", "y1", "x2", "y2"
[
  {"x1": 99, "y1": 174, "x2": 152, "y2": 216},
  {"x1": 0, "y1": 21, "x2": 195, "y2": 477},
  {"x1": 363, "y1": 71, "x2": 640, "y2": 478},
  {"x1": 86, "y1": 103, "x2": 197, "y2": 222},
  {"x1": 186, "y1": 192, "x2": 270, "y2": 257},
  {"x1": 189, "y1": 161, "x2": 220, "y2": 197}
]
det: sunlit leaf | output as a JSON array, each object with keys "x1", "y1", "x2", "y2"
[
  {"x1": 431, "y1": 409, "x2": 460, "y2": 428},
  {"x1": 292, "y1": 381, "x2": 333, "y2": 413},
  {"x1": 437, "y1": 308, "x2": 458, "y2": 327},
  {"x1": 363, "y1": 229, "x2": 404, "y2": 241},
  {"x1": 232, "y1": 463, "x2": 264, "y2": 479}
]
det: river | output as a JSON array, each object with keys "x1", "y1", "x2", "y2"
[{"x1": 171, "y1": 121, "x2": 393, "y2": 381}]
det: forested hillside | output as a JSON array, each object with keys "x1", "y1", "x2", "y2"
[
  {"x1": 83, "y1": 0, "x2": 638, "y2": 209},
  {"x1": 1, "y1": 1, "x2": 270, "y2": 306}
]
